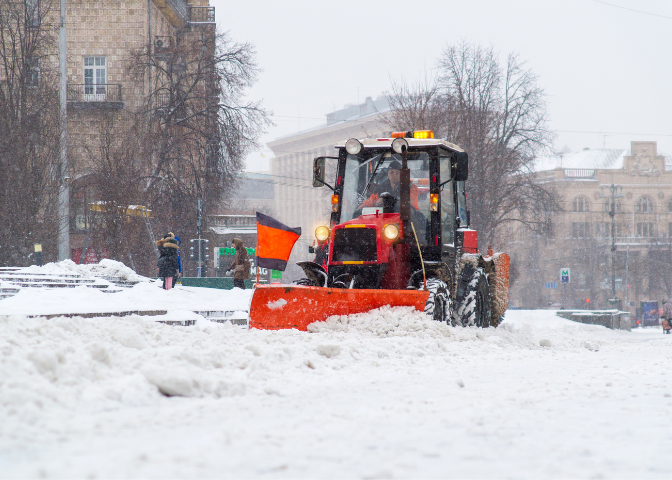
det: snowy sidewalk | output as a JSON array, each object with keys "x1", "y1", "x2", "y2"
[{"x1": 1, "y1": 306, "x2": 671, "y2": 478}]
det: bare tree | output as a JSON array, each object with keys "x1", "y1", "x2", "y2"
[
  {"x1": 68, "y1": 28, "x2": 270, "y2": 276},
  {"x1": 386, "y1": 41, "x2": 559, "y2": 248},
  {"x1": 128, "y1": 28, "x2": 270, "y2": 248},
  {"x1": 0, "y1": 0, "x2": 59, "y2": 266}
]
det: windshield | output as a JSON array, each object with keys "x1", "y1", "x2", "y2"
[{"x1": 341, "y1": 151, "x2": 431, "y2": 244}]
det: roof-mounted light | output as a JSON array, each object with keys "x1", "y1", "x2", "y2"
[
  {"x1": 391, "y1": 137, "x2": 409, "y2": 154},
  {"x1": 345, "y1": 138, "x2": 363, "y2": 155},
  {"x1": 391, "y1": 131, "x2": 413, "y2": 139},
  {"x1": 414, "y1": 130, "x2": 434, "y2": 139}
]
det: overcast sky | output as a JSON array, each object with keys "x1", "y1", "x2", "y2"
[{"x1": 210, "y1": 0, "x2": 672, "y2": 172}]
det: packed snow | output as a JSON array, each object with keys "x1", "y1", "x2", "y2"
[{"x1": 1, "y1": 279, "x2": 672, "y2": 478}]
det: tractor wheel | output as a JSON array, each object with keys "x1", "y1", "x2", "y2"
[
  {"x1": 293, "y1": 278, "x2": 317, "y2": 287},
  {"x1": 453, "y1": 264, "x2": 491, "y2": 328},
  {"x1": 424, "y1": 278, "x2": 449, "y2": 323}
]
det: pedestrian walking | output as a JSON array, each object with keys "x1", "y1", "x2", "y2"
[
  {"x1": 226, "y1": 238, "x2": 251, "y2": 289},
  {"x1": 157, "y1": 232, "x2": 179, "y2": 290},
  {"x1": 663, "y1": 299, "x2": 672, "y2": 334}
]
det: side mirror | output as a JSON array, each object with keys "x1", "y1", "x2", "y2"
[
  {"x1": 454, "y1": 152, "x2": 468, "y2": 181},
  {"x1": 313, "y1": 157, "x2": 326, "y2": 187}
]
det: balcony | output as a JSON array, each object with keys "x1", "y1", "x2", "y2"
[
  {"x1": 189, "y1": 5, "x2": 215, "y2": 24},
  {"x1": 612, "y1": 236, "x2": 672, "y2": 247},
  {"x1": 152, "y1": 0, "x2": 188, "y2": 27},
  {"x1": 564, "y1": 168, "x2": 596, "y2": 179},
  {"x1": 208, "y1": 215, "x2": 256, "y2": 235},
  {"x1": 67, "y1": 84, "x2": 123, "y2": 111}
]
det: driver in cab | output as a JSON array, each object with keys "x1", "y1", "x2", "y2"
[{"x1": 358, "y1": 159, "x2": 419, "y2": 211}]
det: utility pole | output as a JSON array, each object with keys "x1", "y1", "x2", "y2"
[
  {"x1": 57, "y1": 0, "x2": 69, "y2": 260},
  {"x1": 197, "y1": 198, "x2": 202, "y2": 278},
  {"x1": 624, "y1": 244, "x2": 630, "y2": 312}
]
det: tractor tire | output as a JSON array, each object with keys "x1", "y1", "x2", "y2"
[
  {"x1": 424, "y1": 278, "x2": 449, "y2": 323},
  {"x1": 453, "y1": 264, "x2": 492, "y2": 328},
  {"x1": 293, "y1": 278, "x2": 317, "y2": 287}
]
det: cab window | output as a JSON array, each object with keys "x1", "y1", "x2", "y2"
[{"x1": 439, "y1": 155, "x2": 455, "y2": 245}]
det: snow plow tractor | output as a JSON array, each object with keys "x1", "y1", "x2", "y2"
[{"x1": 249, "y1": 131, "x2": 509, "y2": 330}]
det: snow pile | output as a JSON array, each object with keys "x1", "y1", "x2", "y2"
[
  {"x1": 20, "y1": 259, "x2": 149, "y2": 283},
  {"x1": 308, "y1": 305, "x2": 451, "y2": 338},
  {"x1": 1, "y1": 304, "x2": 669, "y2": 478},
  {"x1": 310, "y1": 306, "x2": 612, "y2": 353},
  {"x1": 0, "y1": 307, "x2": 618, "y2": 428},
  {"x1": 0, "y1": 281, "x2": 252, "y2": 316}
]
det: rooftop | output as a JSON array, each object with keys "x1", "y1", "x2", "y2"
[{"x1": 533, "y1": 147, "x2": 672, "y2": 173}]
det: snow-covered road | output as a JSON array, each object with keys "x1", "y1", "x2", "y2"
[{"x1": 1, "y1": 284, "x2": 672, "y2": 478}]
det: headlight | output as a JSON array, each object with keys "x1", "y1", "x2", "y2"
[
  {"x1": 345, "y1": 138, "x2": 363, "y2": 155},
  {"x1": 391, "y1": 137, "x2": 409, "y2": 154},
  {"x1": 315, "y1": 225, "x2": 330, "y2": 242},
  {"x1": 383, "y1": 224, "x2": 399, "y2": 240}
]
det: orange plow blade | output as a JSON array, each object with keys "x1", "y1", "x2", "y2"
[{"x1": 249, "y1": 284, "x2": 430, "y2": 331}]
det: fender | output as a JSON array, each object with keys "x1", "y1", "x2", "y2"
[{"x1": 297, "y1": 261, "x2": 328, "y2": 287}]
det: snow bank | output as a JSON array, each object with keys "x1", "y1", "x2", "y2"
[
  {"x1": 310, "y1": 305, "x2": 614, "y2": 352},
  {"x1": 20, "y1": 259, "x2": 149, "y2": 283},
  {"x1": 0, "y1": 306, "x2": 619, "y2": 434},
  {"x1": 1, "y1": 305, "x2": 668, "y2": 478},
  {"x1": 0, "y1": 281, "x2": 253, "y2": 316}
]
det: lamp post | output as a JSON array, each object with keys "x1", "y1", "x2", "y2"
[
  {"x1": 600, "y1": 183, "x2": 624, "y2": 307},
  {"x1": 57, "y1": 0, "x2": 69, "y2": 260}
]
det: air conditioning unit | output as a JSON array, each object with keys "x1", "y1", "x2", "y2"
[{"x1": 154, "y1": 36, "x2": 172, "y2": 55}]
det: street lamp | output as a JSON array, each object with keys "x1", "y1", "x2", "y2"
[{"x1": 599, "y1": 183, "x2": 624, "y2": 307}]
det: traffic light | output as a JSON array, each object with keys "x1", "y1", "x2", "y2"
[
  {"x1": 202, "y1": 239, "x2": 210, "y2": 261},
  {"x1": 189, "y1": 238, "x2": 210, "y2": 262},
  {"x1": 189, "y1": 239, "x2": 197, "y2": 259}
]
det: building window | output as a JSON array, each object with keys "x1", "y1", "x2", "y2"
[
  {"x1": 668, "y1": 199, "x2": 672, "y2": 213},
  {"x1": 572, "y1": 222, "x2": 590, "y2": 238},
  {"x1": 83, "y1": 56, "x2": 106, "y2": 98},
  {"x1": 636, "y1": 222, "x2": 655, "y2": 237},
  {"x1": 602, "y1": 222, "x2": 622, "y2": 238},
  {"x1": 26, "y1": 58, "x2": 39, "y2": 87},
  {"x1": 604, "y1": 199, "x2": 621, "y2": 213},
  {"x1": 572, "y1": 196, "x2": 589, "y2": 212},
  {"x1": 26, "y1": 0, "x2": 39, "y2": 28},
  {"x1": 637, "y1": 196, "x2": 654, "y2": 213}
]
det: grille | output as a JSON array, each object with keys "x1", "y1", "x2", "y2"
[{"x1": 332, "y1": 228, "x2": 377, "y2": 262}]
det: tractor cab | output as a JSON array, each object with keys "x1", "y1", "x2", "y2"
[{"x1": 312, "y1": 131, "x2": 473, "y2": 289}]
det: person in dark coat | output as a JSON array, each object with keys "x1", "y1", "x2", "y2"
[
  {"x1": 157, "y1": 232, "x2": 180, "y2": 290},
  {"x1": 226, "y1": 238, "x2": 251, "y2": 289},
  {"x1": 309, "y1": 239, "x2": 329, "y2": 270}
]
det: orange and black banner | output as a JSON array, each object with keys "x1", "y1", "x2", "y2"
[{"x1": 256, "y1": 212, "x2": 301, "y2": 271}]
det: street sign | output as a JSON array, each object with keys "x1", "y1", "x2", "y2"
[{"x1": 560, "y1": 268, "x2": 570, "y2": 284}]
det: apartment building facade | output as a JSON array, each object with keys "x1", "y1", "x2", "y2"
[
  {"x1": 61, "y1": 1, "x2": 216, "y2": 264},
  {"x1": 508, "y1": 141, "x2": 672, "y2": 314}
]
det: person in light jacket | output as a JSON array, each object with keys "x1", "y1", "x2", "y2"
[{"x1": 227, "y1": 238, "x2": 251, "y2": 289}]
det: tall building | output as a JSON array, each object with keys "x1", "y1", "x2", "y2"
[
  {"x1": 508, "y1": 141, "x2": 672, "y2": 314},
  {"x1": 61, "y1": 0, "x2": 217, "y2": 264},
  {"x1": 267, "y1": 95, "x2": 390, "y2": 281}
]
